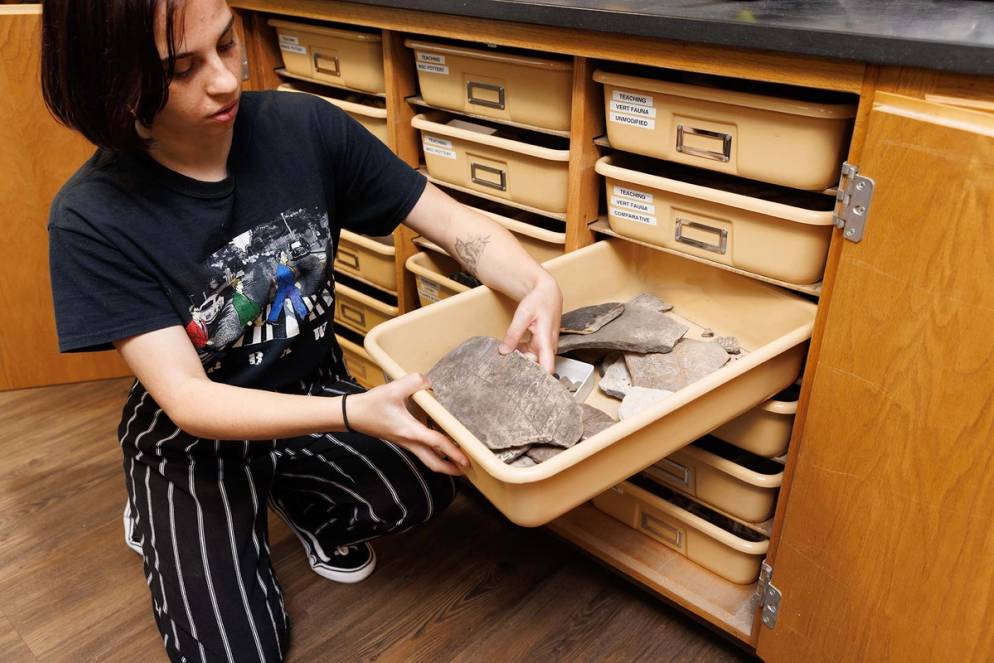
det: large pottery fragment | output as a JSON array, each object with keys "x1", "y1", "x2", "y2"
[
  {"x1": 580, "y1": 404, "x2": 615, "y2": 440},
  {"x1": 619, "y1": 386, "x2": 675, "y2": 420},
  {"x1": 558, "y1": 297, "x2": 688, "y2": 354},
  {"x1": 427, "y1": 336, "x2": 583, "y2": 451},
  {"x1": 624, "y1": 339, "x2": 730, "y2": 392}
]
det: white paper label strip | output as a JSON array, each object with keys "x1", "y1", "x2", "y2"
[
  {"x1": 279, "y1": 43, "x2": 307, "y2": 55},
  {"x1": 278, "y1": 34, "x2": 300, "y2": 45},
  {"x1": 612, "y1": 90, "x2": 654, "y2": 107},
  {"x1": 611, "y1": 196, "x2": 656, "y2": 215},
  {"x1": 609, "y1": 111, "x2": 655, "y2": 130},
  {"x1": 609, "y1": 100, "x2": 657, "y2": 118},
  {"x1": 417, "y1": 62, "x2": 450, "y2": 75},
  {"x1": 417, "y1": 279, "x2": 441, "y2": 304},
  {"x1": 610, "y1": 208, "x2": 657, "y2": 226},
  {"x1": 417, "y1": 52, "x2": 446, "y2": 65},
  {"x1": 423, "y1": 136, "x2": 452, "y2": 149},
  {"x1": 613, "y1": 185, "x2": 654, "y2": 204},
  {"x1": 423, "y1": 144, "x2": 457, "y2": 159}
]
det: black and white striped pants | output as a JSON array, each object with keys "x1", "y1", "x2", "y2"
[{"x1": 120, "y1": 376, "x2": 457, "y2": 663}]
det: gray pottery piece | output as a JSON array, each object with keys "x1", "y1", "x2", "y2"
[
  {"x1": 618, "y1": 386, "x2": 675, "y2": 420},
  {"x1": 628, "y1": 292, "x2": 673, "y2": 312},
  {"x1": 624, "y1": 339, "x2": 730, "y2": 392},
  {"x1": 557, "y1": 300, "x2": 688, "y2": 354},
  {"x1": 598, "y1": 354, "x2": 633, "y2": 399},
  {"x1": 580, "y1": 404, "x2": 615, "y2": 440},
  {"x1": 428, "y1": 336, "x2": 583, "y2": 450},
  {"x1": 560, "y1": 302, "x2": 625, "y2": 335}
]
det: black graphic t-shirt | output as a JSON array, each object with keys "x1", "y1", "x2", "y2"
[{"x1": 49, "y1": 90, "x2": 426, "y2": 392}]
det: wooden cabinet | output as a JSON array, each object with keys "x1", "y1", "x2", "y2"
[
  {"x1": 0, "y1": 6, "x2": 130, "y2": 391},
  {"x1": 226, "y1": 3, "x2": 994, "y2": 660}
]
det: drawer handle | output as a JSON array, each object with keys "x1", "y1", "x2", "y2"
[
  {"x1": 336, "y1": 248, "x2": 361, "y2": 270},
  {"x1": 470, "y1": 162, "x2": 507, "y2": 191},
  {"x1": 657, "y1": 458, "x2": 691, "y2": 488},
  {"x1": 466, "y1": 81, "x2": 506, "y2": 110},
  {"x1": 675, "y1": 218, "x2": 728, "y2": 255},
  {"x1": 640, "y1": 512, "x2": 683, "y2": 548},
  {"x1": 676, "y1": 125, "x2": 732, "y2": 163},
  {"x1": 338, "y1": 303, "x2": 366, "y2": 328},
  {"x1": 314, "y1": 53, "x2": 341, "y2": 77}
]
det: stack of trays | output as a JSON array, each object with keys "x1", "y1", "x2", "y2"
[{"x1": 277, "y1": 84, "x2": 389, "y2": 145}]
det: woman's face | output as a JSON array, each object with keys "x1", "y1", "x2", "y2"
[{"x1": 150, "y1": 0, "x2": 242, "y2": 140}]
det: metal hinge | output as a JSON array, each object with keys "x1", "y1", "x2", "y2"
[
  {"x1": 833, "y1": 162, "x2": 874, "y2": 243},
  {"x1": 752, "y1": 560, "x2": 782, "y2": 629}
]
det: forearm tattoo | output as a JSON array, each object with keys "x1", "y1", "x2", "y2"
[{"x1": 454, "y1": 234, "x2": 491, "y2": 277}]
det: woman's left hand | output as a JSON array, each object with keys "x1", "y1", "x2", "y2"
[{"x1": 498, "y1": 271, "x2": 563, "y2": 373}]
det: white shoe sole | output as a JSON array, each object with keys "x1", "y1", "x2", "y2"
[
  {"x1": 123, "y1": 502, "x2": 144, "y2": 556},
  {"x1": 272, "y1": 505, "x2": 376, "y2": 583}
]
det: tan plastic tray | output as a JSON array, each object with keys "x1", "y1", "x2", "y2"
[
  {"x1": 269, "y1": 19, "x2": 385, "y2": 93},
  {"x1": 596, "y1": 155, "x2": 835, "y2": 285},
  {"x1": 405, "y1": 39, "x2": 573, "y2": 132},
  {"x1": 406, "y1": 250, "x2": 471, "y2": 307},
  {"x1": 277, "y1": 83, "x2": 388, "y2": 144},
  {"x1": 334, "y1": 282, "x2": 398, "y2": 336},
  {"x1": 593, "y1": 70, "x2": 855, "y2": 190},
  {"x1": 712, "y1": 391, "x2": 798, "y2": 458},
  {"x1": 591, "y1": 479, "x2": 769, "y2": 584},
  {"x1": 365, "y1": 239, "x2": 816, "y2": 526},
  {"x1": 334, "y1": 230, "x2": 397, "y2": 293},
  {"x1": 336, "y1": 333, "x2": 386, "y2": 389},
  {"x1": 645, "y1": 442, "x2": 784, "y2": 523},
  {"x1": 412, "y1": 112, "x2": 570, "y2": 214}
]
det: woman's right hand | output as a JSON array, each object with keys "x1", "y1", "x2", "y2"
[{"x1": 346, "y1": 373, "x2": 469, "y2": 476}]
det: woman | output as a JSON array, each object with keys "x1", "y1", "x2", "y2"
[{"x1": 41, "y1": 0, "x2": 562, "y2": 660}]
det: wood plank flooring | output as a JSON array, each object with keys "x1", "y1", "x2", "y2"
[{"x1": 0, "y1": 378, "x2": 757, "y2": 662}]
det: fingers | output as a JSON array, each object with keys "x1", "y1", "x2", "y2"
[
  {"x1": 409, "y1": 445, "x2": 464, "y2": 476},
  {"x1": 393, "y1": 372, "x2": 432, "y2": 398},
  {"x1": 499, "y1": 308, "x2": 532, "y2": 354},
  {"x1": 532, "y1": 324, "x2": 558, "y2": 374}
]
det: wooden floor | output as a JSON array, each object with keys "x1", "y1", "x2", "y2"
[{"x1": 0, "y1": 379, "x2": 756, "y2": 662}]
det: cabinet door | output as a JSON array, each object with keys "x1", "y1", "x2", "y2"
[
  {"x1": 0, "y1": 7, "x2": 130, "y2": 390},
  {"x1": 757, "y1": 93, "x2": 994, "y2": 661}
]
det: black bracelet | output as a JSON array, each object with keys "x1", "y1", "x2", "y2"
[{"x1": 341, "y1": 392, "x2": 354, "y2": 433}]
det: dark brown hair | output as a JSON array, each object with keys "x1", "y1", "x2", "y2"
[{"x1": 41, "y1": 0, "x2": 184, "y2": 152}]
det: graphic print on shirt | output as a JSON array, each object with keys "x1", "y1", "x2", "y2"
[{"x1": 182, "y1": 207, "x2": 333, "y2": 361}]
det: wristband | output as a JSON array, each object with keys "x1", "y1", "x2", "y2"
[{"x1": 341, "y1": 393, "x2": 355, "y2": 433}]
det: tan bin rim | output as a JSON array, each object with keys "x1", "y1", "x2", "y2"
[
  {"x1": 335, "y1": 333, "x2": 374, "y2": 362},
  {"x1": 336, "y1": 282, "x2": 399, "y2": 315},
  {"x1": 623, "y1": 480, "x2": 770, "y2": 556},
  {"x1": 340, "y1": 229, "x2": 395, "y2": 255},
  {"x1": 404, "y1": 39, "x2": 573, "y2": 72},
  {"x1": 405, "y1": 251, "x2": 472, "y2": 295},
  {"x1": 365, "y1": 240, "x2": 815, "y2": 485},
  {"x1": 412, "y1": 112, "x2": 571, "y2": 162},
  {"x1": 413, "y1": 207, "x2": 566, "y2": 254},
  {"x1": 592, "y1": 69, "x2": 856, "y2": 120},
  {"x1": 761, "y1": 397, "x2": 798, "y2": 415},
  {"x1": 277, "y1": 84, "x2": 388, "y2": 119},
  {"x1": 676, "y1": 444, "x2": 784, "y2": 489},
  {"x1": 595, "y1": 155, "x2": 834, "y2": 226},
  {"x1": 268, "y1": 18, "x2": 382, "y2": 44}
]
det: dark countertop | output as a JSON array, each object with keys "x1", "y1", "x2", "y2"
[{"x1": 347, "y1": 0, "x2": 994, "y2": 77}]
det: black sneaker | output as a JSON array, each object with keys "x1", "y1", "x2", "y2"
[{"x1": 308, "y1": 543, "x2": 376, "y2": 583}]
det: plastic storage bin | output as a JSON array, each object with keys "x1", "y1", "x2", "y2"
[
  {"x1": 712, "y1": 384, "x2": 799, "y2": 457},
  {"x1": 593, "y1": 69, "x2": 855, "y2": 190},
  {"x1": 336, "y1": 333, "x2": 385, "y2": 389},
  {"x1": 405, "y1": 39, "x2": 573, "y2": 132},
  {"x1": 405, "y1": 249, "x2": 471, "y2": 306},
  {"x1": 596, "y1": 154, "x2": 836, "y2": 285},
  {"x1": 644, "y1": 436, "x2": 784, "y2": 523},
  {"x1": 412, "y1": 112, "x2": 571, "y2": 215},
  {"x1": 269, "y1": 19, "x2": 385, "y2": 93},
  {"x1": 334, "y1": 282, "x2": 398, "y2": 336},
  {"x1": 277, "y1": 84, "x2": 388, "y2": 144},
  {"x1": 591, "y1": 476, "x2": 768, "y2": 584},
  {"x1": 365, "y1": 239, "x2": 816, "y2": 527},
  {"x1": 334, "y1": 230, "x2": 397, "y2": 293}
]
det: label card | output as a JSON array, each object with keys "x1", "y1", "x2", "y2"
[
  {"x1": 417, "y1": 62, "x2": 450, "y2": 75},
  {"x1": 279, "y1": 43, "x2": 307, "y2": 55},
  {"x1": 612, "y1": 89, "x2": 654, "y2": 107},
  {"x1": 417, "y1": 52, "x2": 446, "y2": 65},
  {"x1": 610, "y1": 208, "x2": 657, "y2": 226},
  {"x1": 609, "y1": 111, "x2": 655, "y2": 130},
  {"x1": 613, "y1": 185, "x2": 654, "y2": 203}
]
